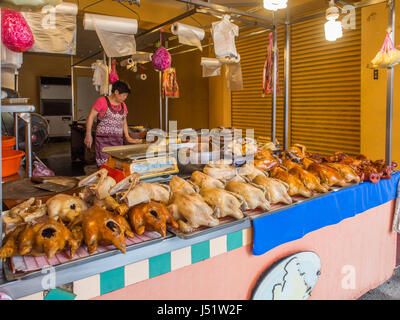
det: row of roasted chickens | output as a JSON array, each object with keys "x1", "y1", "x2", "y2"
[{"x1": 0, "y1": 144, "x2": 396, "y2": 261}]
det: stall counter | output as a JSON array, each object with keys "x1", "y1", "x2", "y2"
[{"x1": 1, "y1": 174, "x2": 399, "y2": 300}]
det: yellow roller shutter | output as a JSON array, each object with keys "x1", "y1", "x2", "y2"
[
  {"x1": 231, "y1": 12, "x2": 361, "y2": 156},
  {"x1": 231, "y1": 26, "x2": 285, "y2": 144},
  {"x1": 291, "y1": 13, "x2": 361, "y2": 156}
]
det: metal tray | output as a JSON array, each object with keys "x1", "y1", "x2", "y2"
[
  {"x1": 167, "y1": 216, "x2": 250, "y2": 240},
  {"x1": 3, "y1": 231, "x2": 174, "y2": 282}
]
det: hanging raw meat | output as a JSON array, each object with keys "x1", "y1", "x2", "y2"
[{"x1": 262, "y1": 32, "x2": 280, "y2": 96}]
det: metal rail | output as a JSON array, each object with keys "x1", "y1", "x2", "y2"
[{"x1": 386, "y1": 0, "x2": 395, "y2": 165}]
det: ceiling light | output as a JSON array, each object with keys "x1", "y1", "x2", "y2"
[
  {"x1": 263, "y1": 0, "x2": 288, "y2": 11},
  {"x1": 325, "y1": 0, "x2": 343, "y2": 41}
]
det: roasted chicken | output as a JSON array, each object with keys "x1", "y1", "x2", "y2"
[
  {"x1": 325, "y1": 163, "x2": 361, "y2": 183},
  {"x1": 253, "y1": 149, "x2": 280, "y2": 172},
  {"x1": 78, "y1": 168, "x2": 116, "y2": 200},
  {"x1": 225, "y1": 181, "x2": 271, "y2": 210},
  {"x1": 307, "y1": 162, "x2": 347, "y2": 187},
  {"x1": 3, "y1": 198, "x2": 47, "y2": 228},
  {"x1": 169, "y1": 175, "x2": 199, "y2": 195},
  {"x1": 199, "y1": 188, "x2": 245, "y2": 220},
  {"x1": 121, "y1": 182, "x2": 171, "y2": 208},
  {"x1": 282, "y1": 159, "x2": 329, "y2": 193},
  {"x1": 237, "y1": 163, "x2": 267, "y2": 181},
  {"x1": 270, "y1": 167, "x2": 313, "y2": 198},
  {"x1": 0, "y1": 216, "x2": 80, "y2": 260},
  {"x1": 128, "y1": 201, "x2": 178, "y2": 237},
  {"x1": 203, "y1": 160, "x2": 237, "y2": 182},
  {"x1": 46, "y1": 194, "x2": 88, "y2": 225},
  {"x1": 190, "y1": 171, "x2": 225, "y2": 189},
  {"x1": 252, "y1": 175, "x2": 292, "y2": 205},
  {"x1": 168, "y1": 192, "x2": 219, "y2": 233}
]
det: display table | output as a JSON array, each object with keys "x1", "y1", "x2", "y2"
[{"x1": 3, "y1": 173, "x2": 399, "y2": 300}]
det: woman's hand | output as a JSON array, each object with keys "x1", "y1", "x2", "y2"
[
  {"x1": 125, "y1": 136, "x2": 142, "y2": 144},
  {"x1": 84, "y1": 134, "x2": 93, "y2": 149}
]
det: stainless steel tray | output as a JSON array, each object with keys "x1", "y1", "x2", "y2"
[
  {"x1": 3, "y1": 231, "x2": 174, "y2": 282},
  {"x1": 167, "y1": 216, "x2": 250, "y2": 240}
]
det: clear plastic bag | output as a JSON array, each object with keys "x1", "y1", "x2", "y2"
[
  {"x1": 211, "y1": 15, "x2": 239, "y2": 59},
  {"x1": 371, "y1": 33, "x2": 400, "y2": 68}
]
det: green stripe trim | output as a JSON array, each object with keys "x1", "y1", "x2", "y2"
[
  {"x1": 227, "y1": 230, "x2": 243, "y2": 251},
  {"x1": 100, "y1": 267, "x2": 125, "y2": 295},
  {"x1": 149, "y1": 252, "x2": 171, "y2": 278},
  {"x1": 191, "y1": 240, "x2": 210, "y2": 264}
]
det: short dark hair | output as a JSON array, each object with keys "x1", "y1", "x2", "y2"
[{"x1": 111, "y1": 80, "x2": 131, "y2": 94}]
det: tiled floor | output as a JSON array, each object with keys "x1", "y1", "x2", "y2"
[
  {"x1": 359, "y1": 267, "x2": 400, "y2": 300},
  {"x1": 37, "y1": 140, "x2": 86, "y2": 177}
]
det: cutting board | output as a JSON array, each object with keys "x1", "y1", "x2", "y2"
[{"x1": 2, "y1": 176, "x2": 80, "y2": 209}]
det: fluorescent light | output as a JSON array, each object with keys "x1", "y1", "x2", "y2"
[
  {"x1": 263, "y1": 0, "x2": 288, "y2": 11},
  {"x1": 325, "y1": 20, "x2": 343, "y2": 41}
]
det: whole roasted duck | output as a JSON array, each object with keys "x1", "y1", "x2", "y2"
[
  {"x1": 282, "y1": 159, "x2": 329, "y2": 193},
  {"x1": 270, "y1": 166, "x2": 313, "y2": 198},
  {"x1": 128, "y1": 201, "x2": 178, "y2": 237},
  {"x1": 306, "y1": 162, "x2": 347, "y2": 187},
  {"x1": 78, "y1": 206, "x2": 134, "y2": 254},
  {"x1": 0, "y1": 216, "x2": 80, "y2": 260},
  {"x1": 253, "y1": 149, "x2": 280, "y2": 172}
]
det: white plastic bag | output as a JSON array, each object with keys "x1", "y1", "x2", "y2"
[
  {"x1": 211, "y1": 15, "x2": 239, "y2": 59},
  {"x1": 22, "y1": 3, "x2": 78, "y2": 55}
]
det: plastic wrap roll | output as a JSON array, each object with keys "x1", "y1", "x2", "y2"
[
  {"x1": 201, "y1": 57, "x2": 222, "y2": 77},
  {"x1": 120, "y1": 58, "x2": 134, "y2": 67},
  {"x1": 171, "y1": 22, "x2": 205, "y2": 51},
  {"x1": 131, "y1": 52, "x2": 153, "y2": 63},
  {"x1": 54, "y1": 2, "x2": 78, "y2": 15},
  {"x1": 136, "y1": 73, "x2": 147, "y2": 81},
  {"x1": 84, "y1": 13, "x2": 138, "y2": 35}
]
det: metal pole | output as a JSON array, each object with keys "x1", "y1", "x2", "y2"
[
  {"x1": 71, "y1": 56, "x2": 75, "y2": 121},
  {"x1": 284, "y1": 24, "x2": 290, "y2": 150},
  {"x1": 159, "y1": 71, "x2": 163, "y2": 130},
  {"x1": 165, "y1": 97, "x2": 169, "y2": 133},
  {"x1": 385, "y1": 0, "x2": 395, "y2": 165},
  {"x1": 271, "y1": 24, "x2": 277, "y2": 144},
  {"x1": 14, "y1": 114, "x2": 19, "y2": 150},
  {"x1": 24, "y1": 114, "x2": 32, "y2": 178},
  {"x1": 165, "y1": 41, "x2": 169, "y2": 133}
]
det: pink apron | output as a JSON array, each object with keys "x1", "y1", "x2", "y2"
[{"x1": 95, "y1": 97, "x2": 127, "y2": 167}]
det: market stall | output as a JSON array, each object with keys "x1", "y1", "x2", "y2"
[{"x1": 0, "y1": 0, "x2": 399, "y2": 301}]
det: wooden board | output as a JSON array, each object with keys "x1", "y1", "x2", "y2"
[{"x1": 2, "y1": 176, "x2": 79, "y2": 208}]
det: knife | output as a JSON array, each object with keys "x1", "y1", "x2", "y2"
[{"x1": 31, "y1": 176, "x2": 70, "y2": 193}]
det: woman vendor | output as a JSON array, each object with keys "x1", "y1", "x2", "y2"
[{"x1": 84, "y1": 80, "x2": 140, "y2": 167}]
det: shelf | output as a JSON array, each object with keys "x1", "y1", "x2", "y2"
[{"x1": 1, "y1": 105, "x2": 35, "y2": 113}]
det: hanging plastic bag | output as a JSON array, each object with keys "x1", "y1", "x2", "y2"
[
  {"x1": 2, "y1": 0, "x2": 62, "y2": 11},
  {"x1": 371, "y1": 32, "x2": 400, "y2": 68},
  {"x1": 211, "y1": 15, "x2": 239, "y2": 59},
  {"x1": 109, "y1": 58, "x2": 119, "y2": 84},
  {"x1": 32, "y1": 160, "x2": 55, "y2": 177},
  {"x1": 152, "y1": 30, "x2": 171, "y2": 71},
  {"x1": 1, "y1": 8, "x2": 34, "y2": 53},
  {"x1": 201, "y1": 57, "x2": 222, "y2": 77},
  {"x1": 22, "y1": 3, "x2": 78, "y2": 55},
  {"x1": 84, "y1": 13, "x2": 137, "y2": 58},
  {"x1": 162, "y1": 67, "x2": 179, "y2": 98}
]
